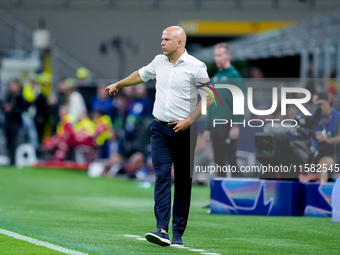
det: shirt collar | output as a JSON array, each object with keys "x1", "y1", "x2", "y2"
[
  {"x1": 177, "y1": 50, "x2": 188, "y2": 64},
  {"x1": 164, "y1": 49, "x2": 188, "y2": 65},
  {"x1": 218, "y1": 66, "x2": 232, "y2": 72}
]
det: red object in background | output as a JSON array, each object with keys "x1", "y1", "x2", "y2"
[{"x1": 32, "y1": 160, "x2": 89, "y2": 170}]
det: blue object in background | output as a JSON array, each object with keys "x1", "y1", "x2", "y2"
[
  {"x1": 332, "y1": 178, "x2": 340, "y2": 222},
  {"x1": 303, "y1": 182, "x2": 334, "y2": 217},
  {"x1": 210, "y1": 179, "x2": 303, "y2": 216},
  {"x1": 210, "y1": 179, "x2": 335, "y2": 217}
]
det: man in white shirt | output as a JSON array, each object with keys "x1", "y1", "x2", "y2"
[{"x1": 105, "y1": 26, "x2": 213, "y2": 247}]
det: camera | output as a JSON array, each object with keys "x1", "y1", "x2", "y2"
[{"x1": 255, "y1": 105, "x2": 321, "y2": 180}]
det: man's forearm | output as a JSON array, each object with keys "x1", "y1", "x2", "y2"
[
  {"x1": 106, "y1": 71, "x2": 144, "y2": 96},
  {"x1": 187, "y1": 97, "x2": 214, "y2": 125},
  {"x1": 327, "y1": 135, "x2": 340, "y2": 144},
  {"x1": 116, "y1": 71, "x2": 143, "y2": 89}
]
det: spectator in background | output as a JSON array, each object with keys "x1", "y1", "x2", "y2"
[
  {"x1": 50, "y1": 111, "x2": 97, "y2": 162},
  {"x1": 57, "y1": 78, "x2": 69, "y2": 105},
  {"x1": 47, "y1": 78, "x2": 69, "y2": 133},
  {"x1": 43, "y1": 105, "x2": 76, "y2": 160},
  {"x1": 134, "y1": 84, "x2": 153, "y2": 116},
  {"x1": 327, "y1": 73, "x2": 339, "y2": 107},
  {"x1": 93, "y1": 109, "x2": 113, "y2": 159},
  {"x1": 90, "y1": 85, "x2": 113, "y2": 116},
  {"x1": 120, "y1": 86, "x2": 135, "y2": 122},
  {"x1": 65, "y1": 78, "x2": 87, "y2": 120},
  {"x1": 124, "y1": 152, "x2": 149, "y2": 180},
  {"x1": 75, "y1": 67, "x2": 97, "y2": 112},
  {"x1": 204, "y1": 43, "x2": 245, "y2": 177},
  {"x1": 31, "y1": 73, "x2": 49, "y2": 144},
  {"x1": 107, "y1": 129, "x2": 125, "y2": 158},
  {"x1": 108, "y1": 86, "x2": 135, "y2": 133},
  {"x1": 104, "y1": 153, "x2": 125, "y2": 177},
  {"x1": 313, "y1": 92, "x2": 340, "y2": 182},
  {"x1": 125, "y1": 84, "x2": 152, "y2": 135},
  {"x1": 4, "y1": 79, "x2": 29, "y2": 165},
  {"x1": 103, "y1": 151, "x2": 148, "y2": 180},
  {"x1": 124, "y1": 84, "x2": 153, "y2": 155}
]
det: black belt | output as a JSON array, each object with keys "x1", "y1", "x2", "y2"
[{"x1": 154, "y1": 118, "x2": 176, "y2": 128}]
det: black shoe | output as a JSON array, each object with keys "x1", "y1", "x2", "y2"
[
  {"x1": 171, "y1": 233, "x2": 183, "y2": 247},
  {"x1": 145, "y1": 229, "x2": 170, "y2": 246}
]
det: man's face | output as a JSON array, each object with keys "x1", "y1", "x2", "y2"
[
  {"x1": 214, "y1": 47, "x2": 230, "y2": 69},
  {"x1": 161, "y1": 30, "x2": 179, "y2": 57},
  {"x1": 9, "y1": 81, "x2": 21, "y2": 94}
]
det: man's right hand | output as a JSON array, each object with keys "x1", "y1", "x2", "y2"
[
  {"x1": 105, "y1": 83, "x2": 121, "y2": 96},
  {"x1": 105, "y1": 71, "x2": 143, "y2": 96}
]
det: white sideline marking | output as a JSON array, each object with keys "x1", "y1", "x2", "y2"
[
  {"x1": 124, "y1": 234, "x2": 141, "y2": 238},
  {"x1": 0, "y1": 228, "x2": 88, "y2": 255},
  {"x1": 124, "y1": 234, "x2": 220, "y2": 255},
  {"x1": 172, "y1": 245, "x2": 189, "y2": 249},
  {"x1": 136, "y1": 237, "x2": 147, "y2": 241}
]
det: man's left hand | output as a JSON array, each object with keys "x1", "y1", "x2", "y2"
[{"x1": 172, "y1": 119, "x2": 190, "y2": 133}]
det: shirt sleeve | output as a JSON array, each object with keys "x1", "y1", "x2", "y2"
[
  {"x1": 195, "y1": 62, "x2": 213, "y2": 99},
  {"x1": 138, "y1": 56, "x2": 157, "y2": 82},
  {"x1": 195, "y1": 62, "x2": 215, "y2": 131}
]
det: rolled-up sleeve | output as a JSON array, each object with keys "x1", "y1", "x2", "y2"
[{"x1": 139, "y1": 57, "x2": 157, "y2": 82}]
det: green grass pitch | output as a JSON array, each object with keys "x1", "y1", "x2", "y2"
[{"x1": 0, "y1": 167, "x2": 339, "y2": 255}]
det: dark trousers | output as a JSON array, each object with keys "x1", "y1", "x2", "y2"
[
  {"x1": 211, "y1": 126, "x2": 238, "y2": 178},
  {"x1": 6, "y1": 123, "x2": 21, "y2": 165},
  {"x1": 149, "y1": 120, "x2": 197, "y2": 236}
]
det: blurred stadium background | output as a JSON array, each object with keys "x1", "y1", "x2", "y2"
[
  {"x1": 0, "y1": 0, "x2": 339, "y2": 164},
  {"x1": 1, "y1": 0, "x2": 340, "y2": 80},
  {"x1": 1, "y1": 0, "x2": 340, "y2": 174},
  {"x1": 0, "y1": 1, "x2": 340, "y2": 254}
]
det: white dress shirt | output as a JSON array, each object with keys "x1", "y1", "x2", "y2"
[{"x1": 139, "y1": 50, "x2": 210, "y2": 122}]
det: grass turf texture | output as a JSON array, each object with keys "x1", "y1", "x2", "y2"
[
  {"x1": 0, "y1": 233, "x2": 66, "y2": 255},
  {"x1": 0, "y1": 167, "x2": 339, "y2": 255}
]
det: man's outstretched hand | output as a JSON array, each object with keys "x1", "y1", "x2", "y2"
[{"x1": 105, "y1": 83, "x2": 121, "y2": 96}]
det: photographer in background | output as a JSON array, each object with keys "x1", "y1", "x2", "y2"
[{"x1": 313, "y1": 92, "x2": 340, "y2": 182}]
